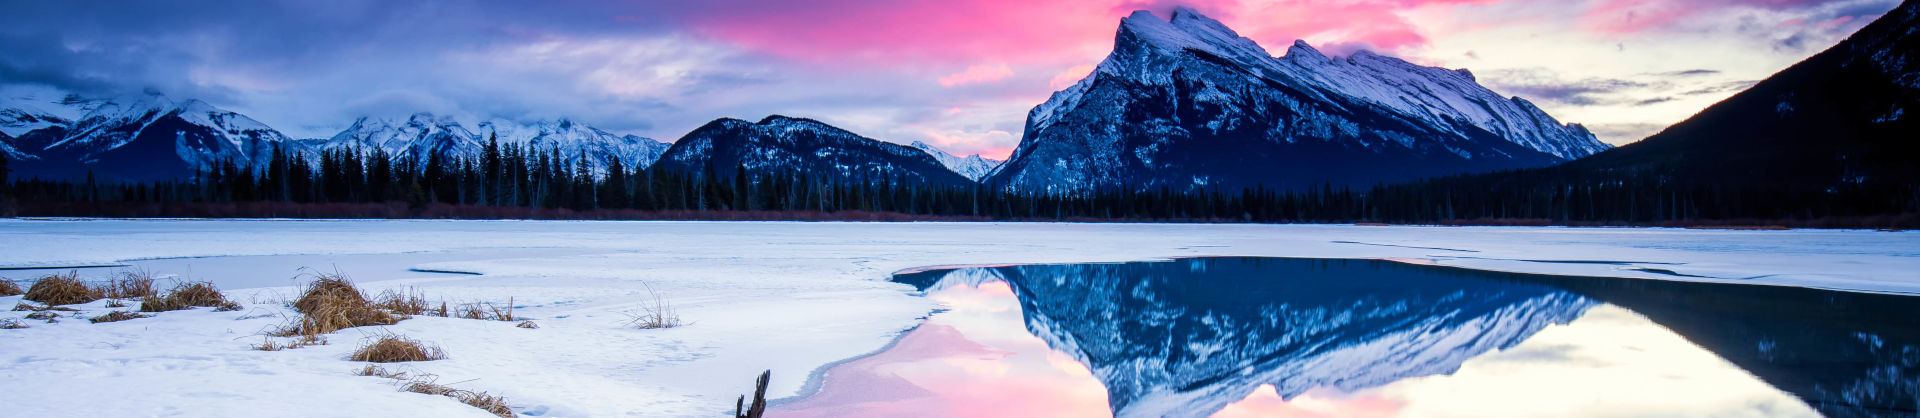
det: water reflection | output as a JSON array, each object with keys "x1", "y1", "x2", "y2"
[{"x1": 780, "y1": 258, "x2": 1920, "y2": 417}]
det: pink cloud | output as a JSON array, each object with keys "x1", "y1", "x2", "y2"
[{"x1": 938, "y1": 64, "x2": 1015, "y2": 87}]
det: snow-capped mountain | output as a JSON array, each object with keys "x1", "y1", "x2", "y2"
[
  {"x1": 920, "y1": 259, "x2": 1593, "y2": 417},
  {"x1": 0, "y1": 87, "x2": 673, "y2": 182},
  {"x1": 309, "y1": 114, "x2": 670, "y2": 175},
  {"x1": 909, "y1": 141, "x2": 1003, "y2": 181},
  {"x1": 653, "y1": 115, "x2": 972, "y2": 186},
  {"x1": 0, "y1": 91, "x2": 289, "y2": 181},
  {"x1": 987, "y1": 8, "x2": 1608, "y2": 193}
]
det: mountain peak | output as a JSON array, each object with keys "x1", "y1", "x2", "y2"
[{"x1": 1284, "y1": 40, "x2": 1328, "y2": 61}]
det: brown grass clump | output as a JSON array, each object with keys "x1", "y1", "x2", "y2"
[
  {"x1": 253, "y1": 335, "x2": 328, "y2": 351},
  {"x1": 140, "y1": 281, "x2": 241, "y2": 312},
  {"x1": 0, "y1": 318, "x2": 26, "y2": 329},
  {"x1": 99, "y1": 269, "x2": 158, "y2": 300},
  {"x1": 514, "y1": 320, "x2": 538, "y2": 329},
  {"x1": 358, "y1": 365, "x2": 512, "y2": 417},
  {"x1": 347, "y1": 335, "x2": 446, "y2": 363},
  {"x1": 23, "y1": 272, "x2": 100, "y2": 306},
  {"x1": 456, "y1": 298, "x2": 516, "y2": 322},
  {"x1": 88, "y1": 311, "x2": 152, "y2": 323},
  {"x1": 12, "y1": 302, "x2": 76, "y2": 312},
  {"x1": 24, "y1": 311, "x2": 58, "y2": 321},
  {"x1": 275, "y1": 274, "x2": 399, "y2": 337},
  {"x1": 373, "y1": 288, "x2": 431, "y2": 316},
  {"x1": 0, "y1": 280, "x2": 23, "y2": 297}
]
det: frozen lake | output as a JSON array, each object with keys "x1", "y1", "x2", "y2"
[
  {"x1": 780, "y1": 258, "x2": 1917, "y2": 417},
  {"x1": 1, "y1": 219, "x2": 1917, "y2": 416}
]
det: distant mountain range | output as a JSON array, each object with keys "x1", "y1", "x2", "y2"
[{"x1": 6, "y1": 2, "x2": 1911, "y2": 200}]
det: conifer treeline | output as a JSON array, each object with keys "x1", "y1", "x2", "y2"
[{"x1": 2, "y1": 142, "x2": 1915, "y2": 227}]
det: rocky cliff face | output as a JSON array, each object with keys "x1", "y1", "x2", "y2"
[{"x1": 987, "y1": 8, "x2": 1605, "y2": 193}]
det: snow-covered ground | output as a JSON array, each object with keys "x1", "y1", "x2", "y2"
[{"x1": 0, "y1": 219, "x2": 1914, "y2": 417}]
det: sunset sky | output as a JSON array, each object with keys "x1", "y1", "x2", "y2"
[{"x1": 0, "y1": 0, "x2": 1899, "y2": 158}]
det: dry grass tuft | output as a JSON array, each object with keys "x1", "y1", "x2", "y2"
[
  {"x1": 88, "y1": 310, "x2": 152, "y2": 323},
  {"x1": 105, "y1": 299, "x2": 127, "y2": 308},
  {"x1": 0, "y1": 280, "x2": 23, "y2": 297},
  {"x1": 347, "y1": 335, "x2": 446, "y2": 363},
  {"x1": 373, "y1": 288, "x2": 431, "y2": 316},
  {"x1": 293, "y1": 274, "x2": 370, "y2": 313},
  {"x1": 275, "y1": 273, "x2": 399, "y2": 337},
  {"x1": 253, "y1": 334, "x2": 328, "y2": 351},
  {"x1": 456, "y1": 298, "x2": 516, "y2": 322},
  {"x1": 514, "y1": 320, "x2": 538, "y2": 329},
  {"x1": 13, "y1": 302, "x2": 76, "y2": 312},
  {"x1": 359, "y1": 365, "x2": 512, "y2": 417},
  {"x1": 624, "y1": 285, "x2": 682, "y2": 330},
  {"x1": 141, "y1": 281, "x2": 240, "y2": 312},
  {"x1": 0, "y1": 318, "x2": 26, "y2": 329},
  {"x1": 23, "y1": 272, "x2": 101, "y2": 306},
  {"x1": 99, "y1": 269, "x2": 158, "y2": 300},
  {"x1": 24, "y1": 311, "x2": 58, "y2": 321}
]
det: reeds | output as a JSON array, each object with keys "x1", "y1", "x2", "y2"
[
  {"x1": 88, "y1": 310, "x2": 152, "y2": 323},
  {"x1": 140, "y1": 281, "x2": 241, "y2": 312},
  {"x1": 346, "y1": 335, "x2": 446, "y2": 363},
  {"x1": 358, "y1": 365, "x2": 512, "y2": 418},
  {"x1": 23, "y1": 272, "x2": 100, "y2": 306},
  {"x1": 100, "y1": 269, "x2": 158, "y2": 300},
  {"x1": 0, "y1": 279, "x2": 23, "y2": 297},
  {"x1": 274, "y1": 273, "x2": 399, "y2": 337},
  {"x1": 624, "y1": 284, "x2": 681, "y2": 330}
]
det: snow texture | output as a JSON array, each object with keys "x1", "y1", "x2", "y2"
[
  {"x1": 993, "y1": 8, "x2": 1609, "y2": 193},
  {"x1": 0, "y1": 220, "x2": 1915, "y2": 417}
]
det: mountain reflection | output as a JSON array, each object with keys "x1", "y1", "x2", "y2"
[{"x1": 860, "y1": 257, "x2": 1918, "y2": 417}]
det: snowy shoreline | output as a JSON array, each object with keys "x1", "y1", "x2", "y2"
[{"x1": 1, "y1": 219, "x2": 1915, "y2": 416}]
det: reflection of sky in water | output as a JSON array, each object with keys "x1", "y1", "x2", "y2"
[
  {"x1": 772, "y1": 281, "x2": 1110, "y2": 417},
  {"x1": 776, "y1": 279, "x2": 1820, "y2": 417}
]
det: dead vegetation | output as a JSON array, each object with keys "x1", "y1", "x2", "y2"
[
  {"x1": 141, "y1": 281, "x2": 241, "y2": 312},
  {"x1": 514, "y1": 320, "x2": 538, "y2": 329},
  {"x1": 23, "y1": 272, "x2": 100, "y2": 306},
  {"x1": 624, "y1": 284, "x2": 682, "y2": 330},
  {"x1": 88, "y1": 310, "x2": 152, "y2": 323},
  {"x1": 100, "y1": 269, "x2": 158, "y2": 300},
  {"x1": 274, "y1": 273, "x2": 400, "y2": 337},
  {"x1": 347, "y1": 334, "x2": 447, "y2": 363},
  {"x1": 252, "y1": 334, "x2": 328, "y2": 351},
  {"x1": 373, "y1": 288, "x2": 431, "y2": 316},
  {"x1": 12, "y1": 302, "x2": 76, "y2": 312},
  {"x1": 0, "y1": 318, "x2": 26, "y2": 329},
  {"x1": 358, "y1": 365, "x2": 513, "y2": 418},
  {"x1": 0, "y1": 279, "x2": 23, "y2": 297},
  {"x1": 24, "y1": 311, "x2": 59, "y2": 321},
  {"x1": 456, "y1": 298, "x2": 516, "y2": 322}
]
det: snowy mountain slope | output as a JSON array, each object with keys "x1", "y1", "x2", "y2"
[
  {"x1": 988, "y1": 8, "x2": 1607, "y2": 193},
  {"x1": 475, "y1": 118, "x2": 671, "y2": 170},
  {"x1": 297, "y1": 114, "x2": 671, "y2": 175},
  {"x1": 653, "y1": 115, "x2": 973, "y2": 186},
  {"x1": 0, "y1": 92, "x2": 291, "y2": 181},
  {"x1": 1557, "y1": 0, "x2": 1920, "y2": 189},
  {"x1": 943, "y1": 259, "x2": 1594, "y2": 417},
  {"x1": 909, "y1": 141, "x2": 1002, "y2": 181}
]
